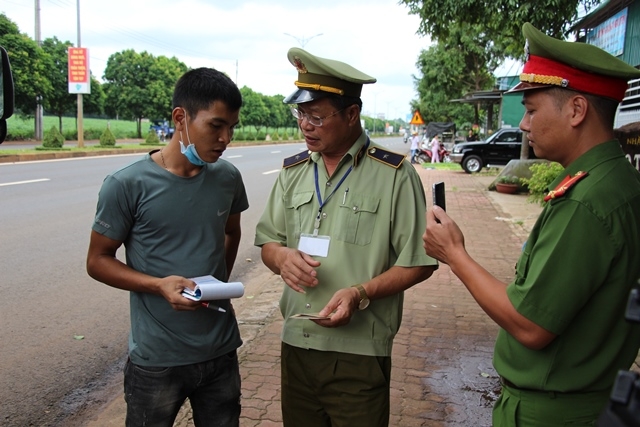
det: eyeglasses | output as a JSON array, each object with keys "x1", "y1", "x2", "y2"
[{"x1": 290, "y1": 106, "x2": 346, "y2": 127}]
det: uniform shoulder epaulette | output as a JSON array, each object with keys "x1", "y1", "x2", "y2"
[
  {"x1": 282, "y1": 150, "x2": 310, "y2": 169},
  {"x1": 544, "y1": 171, "x2": 588, "y2": 202},
  {"x1": 366, "y1": 146, "x2": 405, "y2": 169}
]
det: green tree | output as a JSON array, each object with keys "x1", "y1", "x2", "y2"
[
  {"x1": 239, "y1": 86, "x2": 270, "y2": 135},
  {"x1": 400, "y1": 0, "x2": 601, "y2": 58},
  {"x1": 0, "y1": 14, "x2": 52, "y2": 117},
  {"x1": 41, "y1": 37, "x2": 75, "y2": 131},
  {"x1": 264, "y1": 94, "x2": 293, "y2": 134},
  {"x1": 82, "y1": 74, "x2": 106, "y2": 117},
  {"x1": 413, "y1": 23, "x2": 502, "y2": 127},
  {"x1": 103, "y1": 50, "x2": 186, "y2": 137},
  {"x1": 145, "y1": 55, "x2": 187, "y2": 122}
]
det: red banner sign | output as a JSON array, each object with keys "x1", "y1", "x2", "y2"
[{"x1": 68, "y1": 47, "x2": 90, "y2": 94}]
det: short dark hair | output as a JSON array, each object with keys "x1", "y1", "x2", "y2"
[
  {"x1": 547, "y1": 87, "x2": 618, "y2": 128},
  {"x1": 326, "y1": 94, "x2": 363, "y2": 114},
  {"x1": 172, "y1": 68, "x2": 242, "y2": 118}
]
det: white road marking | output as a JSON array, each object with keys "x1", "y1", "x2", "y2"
[
  {"x1": 0, "y1": 178, "x2": 50, "y2": 187},
  {"x1": 0, "y1": 153, "x2": 143, "y2": 166}
]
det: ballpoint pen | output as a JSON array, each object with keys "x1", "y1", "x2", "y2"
[
  {"x1": 342, "y1": 187, "x2": 349, "y2": 204},
  {"x1": 201, "y1": 302, "x2": 226, "y2": 312}
]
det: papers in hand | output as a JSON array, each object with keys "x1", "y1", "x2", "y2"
[
  {"x1": 182, "y1": 275, "x2": 245, "y2": 301},
  {"x1": 289, "y1": 313, "x2": 331, "y2": 320}
]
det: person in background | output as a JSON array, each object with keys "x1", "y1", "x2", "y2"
[
  {"x1": 430, "y1": 134, "x2": 441, "y2": 163},
  {"x1": 86, "y1": 67, "x2": 249, "y2": 427},
  {"x1": 255, "y1": 47, "x2": 437, "y2": 427},
  {"x1": 466, "y1": 129, "x2": 479, "y2": 141},
  {"x1": 423, "y1": 22, "x2": 640, "y2": 426},
  {"x1": 410, "y1": 131, "x2": 420, "y2": 164}
]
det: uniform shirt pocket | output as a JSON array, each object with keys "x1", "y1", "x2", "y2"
[
  {"x1": 284, "y1": 191, "x2": 315, "y2": 240},
  {"x1": 337, "y1": 194, "x2": 380, "y2": 245}
]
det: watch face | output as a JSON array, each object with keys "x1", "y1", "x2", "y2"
[{"x1": 358, "y1": 298, "x2": 370, "y2": 310}]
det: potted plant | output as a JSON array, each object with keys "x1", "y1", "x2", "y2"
[{"x1": 495, "y1": 175, "x2": 520, "y2": 194}]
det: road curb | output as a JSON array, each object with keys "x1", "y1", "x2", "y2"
[{"x1": 0, "y1": 148, "x2": 157, "y2": 164}]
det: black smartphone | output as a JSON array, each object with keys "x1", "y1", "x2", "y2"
[{"x1": 433, "y1": 182, "x2": 446, "y2": 211}]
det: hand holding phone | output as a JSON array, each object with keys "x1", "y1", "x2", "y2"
[{"x1": 433, "y1": 182, "x2": 446, "y2": 211}]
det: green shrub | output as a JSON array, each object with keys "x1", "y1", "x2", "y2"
[
  {"x1": 497, "y1": 175, "x2": 520, "y2": 185},
  {"x1": 85, "y1": 128, "x2": 103, "y2": 139},
  {"x1": 43, "y1": 126, "x2": 64, "y2": 148},
  {"x1": 233, "y1": 131, "x2": 245, "y2": 141},
  {"x1": 521, "y1": 162, "x2": 564, "y2": 205},
  {"x1": 99, "y1": 127, "x2": 117, "y2": 147},
  {"x1": 5, "y1": 128, "x2": 33, "y2": 141},
  {"x1": 256, "y1": 130, "x2": 266, "y2": 141},
  {"x1": 144, "y1": 130, "x2": 161, "y2": 145},
  {"x1": 282, "y1": 129, "x2": 289, "y2": 140},
  {"x1": 271, "y1": 131, "x2": 280, "y2": 141},
  {"x1": 63, "y1": 129, "x2": 77, "y2": 140}
]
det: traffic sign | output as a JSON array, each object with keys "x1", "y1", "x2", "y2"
[{"x1": 409, "y1": 110, "x2": 424, "y2": 125}]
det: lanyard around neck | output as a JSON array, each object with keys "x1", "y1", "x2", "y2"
[{"x1": 311, "y1": 138, "x2": 369, "y2": 235}]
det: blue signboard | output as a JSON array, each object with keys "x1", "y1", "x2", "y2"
[{"x1": 586, "y1": 8, "x2": 627, "y2": 57}]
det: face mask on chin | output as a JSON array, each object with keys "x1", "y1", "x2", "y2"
[{"x1": 178, "y1": 110, "x2": 210, "y2": 166}]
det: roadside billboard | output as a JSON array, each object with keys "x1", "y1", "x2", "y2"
[{"x1": 68, "y1": 47, "x2": 90, "y2": 94}]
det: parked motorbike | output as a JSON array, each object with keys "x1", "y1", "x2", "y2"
[{"x1": 412, "y1": 144, "x2": 451, "y2": 164}]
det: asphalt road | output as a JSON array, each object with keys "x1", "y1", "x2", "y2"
[{"x1": 0, "y1": 137, "x2": 410, "y2": 426}]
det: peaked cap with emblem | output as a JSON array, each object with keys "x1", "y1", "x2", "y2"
[
  {"x1": 509, "y1": 22, "x2": 640, "y2": 101},
  {"x1": 283, "y1": 47, "x2": 377, "y2": 104}
]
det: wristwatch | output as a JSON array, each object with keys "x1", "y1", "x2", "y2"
[{"x1": 352, "y1": 284, "x2": 370, "y2": 310}]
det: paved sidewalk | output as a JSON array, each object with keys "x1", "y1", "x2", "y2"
[{"x1": 85, "y1": 168, "x2": 542, "y2": 426}]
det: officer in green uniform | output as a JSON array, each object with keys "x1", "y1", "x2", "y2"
[
  {"x1": 424, "y1": 23, "x2": 640, "y2": 426},
  {"x1": 255, "y1": 48, "x2": 438, "y2": 427}
]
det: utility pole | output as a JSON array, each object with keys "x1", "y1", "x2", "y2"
[
  {"x1": 76, "y1": 0, "x2": 84, "y2": 147},
  {"x1": 34, "y1": 0, "x2": 43, "y2": 141}
]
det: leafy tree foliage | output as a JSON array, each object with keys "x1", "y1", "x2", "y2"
[
  {"x1": 413, "y1": 22, "x2": 503, "y2": 127},
  {"x1": 400, "y1": 0, "x2": 601, "y2": 137},
  {"x1": 400, "y1": 0, "x2": 601, "y2": 58},
  {"x1": 103, "y1": 49, "x2": 186, "y2": 137},
  {"x1": 82, "y1": 74, "x2": 106, "y2": 117},
  {"x1": 263, "y1": 94, "x2": 297, "y2": 132},
  {"x1": 239, "y1": 86, "x2": 270, "y2": 134},
  {"x1": 0, "y1": 13, "x2": 52, "y2": 117},
  {"x1": 41, "y1": 37, "x2": 75, "y2": 131}
]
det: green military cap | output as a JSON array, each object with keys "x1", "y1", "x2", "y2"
[
  {"x1": 509, "y1": 22, "x2": 640, "y2": 101},
  {"x1": 283, "y1": 47, "x2": 376, "y2": 104}
]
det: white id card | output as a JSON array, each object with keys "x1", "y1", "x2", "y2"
[{"x1": 298, "y1": 234, "x2": 330, "y2": 257}]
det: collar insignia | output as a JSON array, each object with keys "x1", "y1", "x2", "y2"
[{"x1": 544, "y1": 171, "x2": 588, "y2": 202}]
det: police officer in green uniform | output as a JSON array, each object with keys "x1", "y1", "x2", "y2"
[
  {"x1": 254, "y1": 48, "x2": 438, "y2": 427},
  {"x1": 424, "y1": 23, "x2": 640, "y2": 426}
]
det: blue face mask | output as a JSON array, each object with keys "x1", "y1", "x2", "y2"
[{"x1": 179, "y1": 111, "x2": 210, "y2": 166}]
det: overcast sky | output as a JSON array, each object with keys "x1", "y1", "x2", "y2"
[{"x1": 2, "y1": 0, "x2": 521, "y2": 121}]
